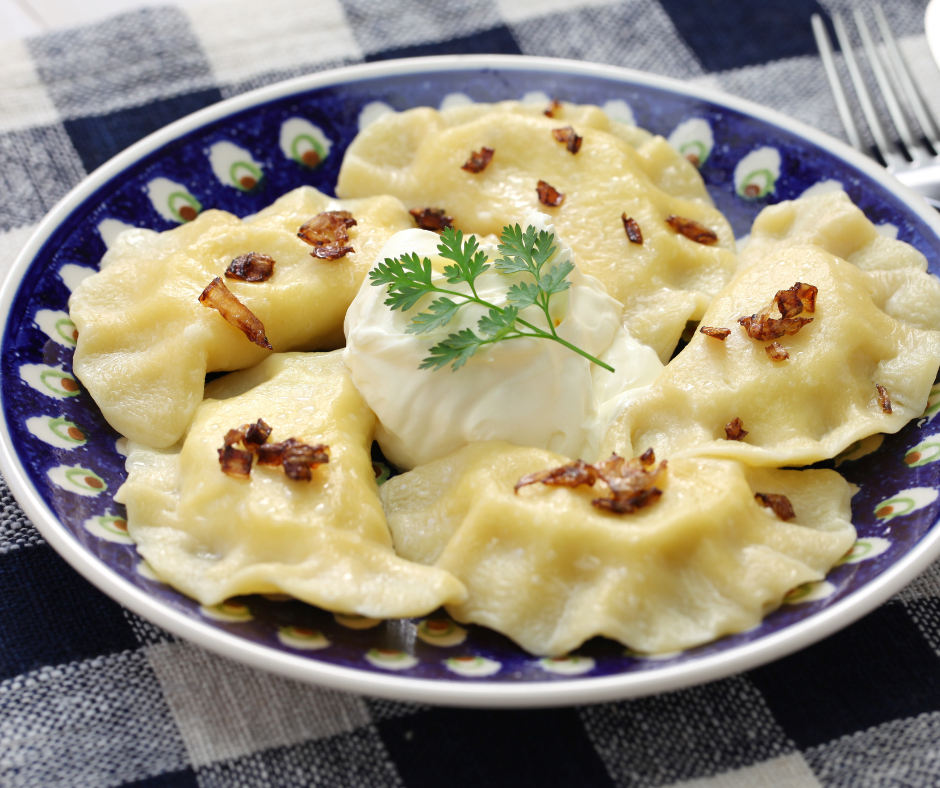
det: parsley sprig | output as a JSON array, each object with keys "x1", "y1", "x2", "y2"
[{"x1": 369, "y1": 225, "x2": 615, "y2": 373}]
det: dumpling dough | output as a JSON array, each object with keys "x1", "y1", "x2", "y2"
[
  {"x1": 601, "y1": 242, "x2": 940, "y2": 466},
  {"x1": 739, "y1": 190, "x2": 940, "y2": 334},
  {"x1": 380, "y1": 441, "x2": 855, "y2": 655},
  {"x1": 115, "y1": 351, "x2": 466, "y2": 617},
  {"x1": 336, "y1": 101, "x2": 738, "y2": 361},
  {"x1": 70, "y1": 186, "x2": 413, "y2": 447}
]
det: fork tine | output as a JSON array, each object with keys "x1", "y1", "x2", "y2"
[
  {"x1": 812, "y1": 14, "x2": 866, "y2": 152},
  {"x1": 853, "y1": 9, "x2": 924, "y2": 159},
  {"x1": 874, "y1": 5, "x2": 940, "y2": 149},
  {"x1": 831, "y1": 12, "x2": 904, "y2": 167}
]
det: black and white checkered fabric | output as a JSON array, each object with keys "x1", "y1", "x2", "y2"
[{"x1": 4, "y1": 1, "x2": 940, "y2": 786}]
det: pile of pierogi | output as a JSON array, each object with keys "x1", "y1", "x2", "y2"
[{"x1": 69, "y1": 100, "x2": 940, "y2": 656}]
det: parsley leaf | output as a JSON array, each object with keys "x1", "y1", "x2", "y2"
[
  {"x1": 419, "y1": 329, "x2": 485, "y2": 372},
  {"x1": 370, "y1": 223, "x2": 614, "y2": 373},
  {"x1": 506, "y1": 281, "x2": 540, "y2": 309},
  {"x1": 405, "y1": 297, "x2": 462, "y2": 334}
]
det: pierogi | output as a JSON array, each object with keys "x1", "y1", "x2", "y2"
[
  {"x1": 601, "y1": 242, "x2": 940, "y2": 465},
  {"x1": 739, "y1": 190, "x2": 940, "y2": 334},
  {"x1": 115, "y1": 351, "x2": 467, "y2": 616},
  {"x1": 336, "y1": 101, "x2": 738, "y2": 361},
  {"x1": 69, "y1": 186, "x2": 413, "y2": 448},
  {"x1": 380, "y1": 441, "x2": 855, "y2": 656}
]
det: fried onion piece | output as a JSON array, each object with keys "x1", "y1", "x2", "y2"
[
  {"x1": 243, "y1": 419, "x2": 273, "y2": 451},
  {"x1": 738, "y1": 313, "x2": 813, "y2": 341},
  {"x1": 876, "y1": 384, "x2": 893, "y2": 414},
  {"x1": 775, "y1": 282, "x2": 818, "y2": 318},
  {"x1": 699, "y1": 326, "x2": 731, "y2": 340},
  {"x1": 514, "y1": 459, "x2": 599, "y2": 492},
  {"x1": 765, "y1": 342, "x2": 789, "y2": 361},
  {"x1": 409, "y1": 207, "x2": 454, "y2": 233},
  {"x1": 594, "y1": 486, "x2": 663, "y2": 514},
  {"x1": 461, "y1": 147, "x2": 494, "y2": 173},
  {"x1": 622, "y1": 214, "x2": 643, "y2": 245},
  {"x1": 537, "y1": 180, "x2": 565, "y2": 207},
  {"x1": 225, "y1": 252, "x2": 276, "y2": 282},
  {"x1": 665, "y1": 215, "x2": 718, "y2": 245},
  {"x1": 725, "y1": 417, "x2": 748, "y2": 441},
  {"x1": 544, "y1": 98, "x2": 562, "y2": 117},
  {"x1": 223, "y1": 419, "x2": 273, "y2": 451},
  {"x1": 219, "y1": 420, "x2": 330, "y2": 481},
  {"x1": 218, "y1": 445, "x2": 253, "y2": 479},
  {"x1": 297, "y1": 210, "x2": 357, "y2": 260},
  {"x1": 593, "y1": 451, "x2": 668, "y2": 514},
  {"x1": 552, "y1": 126, "x2": 583, "y2": 154},
  {"x1": 257, "y1": 437, "x2": 331, "y2": 481},
  {"x1": 198, "y1": 277, "x2": 272, "y2": 349},
  {"x1": 739, "y1": 282, "x2": 818, "y2": 343},
  {"x1": 754, "y1": 492, "x2": 796, "y2": 521},
  {"x1": 515, "y1": 450, "x2": 667, "y2": 515}
]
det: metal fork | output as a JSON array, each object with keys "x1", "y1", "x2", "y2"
[{"x1": 812, "y1": 7, "x2": 940, "y2": 209}]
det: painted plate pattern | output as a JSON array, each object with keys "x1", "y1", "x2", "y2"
[{"x1": 3, "y1": 61, "x2": 940, "y2": 693}]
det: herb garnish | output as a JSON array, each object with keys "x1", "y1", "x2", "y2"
[{"x1": 369, "y1": 225, "x2": 615, "y2": 373}]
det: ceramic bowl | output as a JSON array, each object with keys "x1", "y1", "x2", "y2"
[{"x1": 3, "y1": 55, "x2": 940, "y2": 707}]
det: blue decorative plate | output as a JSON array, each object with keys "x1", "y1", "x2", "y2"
[{"x1": 3, "y1": 56, "x2": 940, "y2": 707}]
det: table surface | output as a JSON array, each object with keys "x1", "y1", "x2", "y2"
[
  {"x1": 0, "y1": 0, "x2": 195, "y2": 41},
  {"x1": 4, "y1": 2, "x2": 940, "y2": 787}
]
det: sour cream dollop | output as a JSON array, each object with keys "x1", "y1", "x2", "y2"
[{"x1": 344, "y1": 212, "x2": 663, "y2": 469}]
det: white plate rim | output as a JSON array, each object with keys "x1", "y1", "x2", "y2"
[{"x1": 3, "y1": 53, "x2": 940, "y2": 708}]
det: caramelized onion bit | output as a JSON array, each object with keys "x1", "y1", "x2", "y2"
[
  {"x1": 297, "y1": 211, "x2": 357, "y2": 260},
  {"x1": 199, "y1": 277, "x2": 272, "y2": 349},
  {"x1": 552, "y1": 126, "x2": 582, "y2": 154},
  {"x1": 593, "y1": 452, "x2": 668, "y2": 514},
  {"x1": 594, "y1": 486, "x2": 663, "y2": 514},
  {"x1": 775, "y1": 282, "x2": 818, "y2": 318},
  {"x1": 725, "y1": 417, "x2": 748, "y2": 441},
  {"x1": 409, "y1": 207, "x2": 454, "y2": 233},
  {"x1": 738, "y1": 314, "x2": 812, "y2": 341},
  {"x1": 225, "y1": 252, "x2": 275, "y2": 282},
  {"x1": 665, "y1": 215, "x2": 718, "y2": 245},
  {"x1": 223, "y1": 419, "x2": 273, "y2": 452},
  {"x1": 537, "y1": 180, "x2": 564, "y2": 207},
  {"x1": 739, "y1": 282, "x2": 818, "y2": 344},
  {"x1": 514, "y1": 459, "x2": 599, "y2": 492},
  {"x1": 765, "y1": 342, "x2": 789, "y2": 361},
  {"x1": 462, "y1": 147, "x2": 494, "y2": 173},
  {"x1": 243, "y1": 419, "x2": 273, "y2": 451},
  {"x1": 515, "y1": 451, "x2": 667, "y2": 515},
  {"x1": 699, "y1": 326, "x2": 731, "y2": 340},
  {"x1": 544, "y1": 98, "x2": 562, "y2": 117},
  {"x1": 755, "y1": 492, "x2": 796, "y2": 521},
  {"x1": 218, "y1": 445, "x2": 253, "y2": 479},
  {"x1": 622, "y1": 214, "x2": 643, "y2": 245},
  {"x1": 219, "y1": 421, "x2": 329, "y2": 481},
  {"x1": 258, "y1": 438, "x2": 331, "y2": 480},
  {"x1": 876, "y1": 384, "x2": 893, "y2": 414}
]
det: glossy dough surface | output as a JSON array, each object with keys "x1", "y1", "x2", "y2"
[
  {"x1": 336, "y1": 101, "x2": 738, "y2": 361},
  {"x1": 115, "y1": 351, "x2": 467, "y2": 616},
  {"x1": 70, "y1": 187, "x2": 413, "y2": 448},
  {"x1": 602, "y1": 220, "x2": 940, "y2": 466},
  {"x1": 381, "y1": 441, "x2": 855, "y2": 656},
  {"x1": 740, "y1": 191, "x2": 940, "y2": 334}
]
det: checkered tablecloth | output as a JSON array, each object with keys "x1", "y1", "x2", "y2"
[{"x1": 4, "y1": 1, "x2": 940, "y2": 786}]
